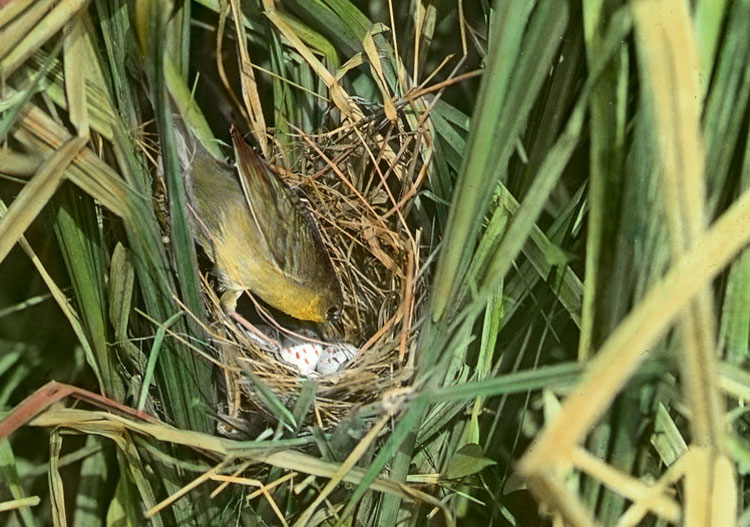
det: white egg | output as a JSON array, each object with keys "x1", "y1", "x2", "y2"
[{"x1": 315, "y1": 343, "x2": 358, "y2": 375}]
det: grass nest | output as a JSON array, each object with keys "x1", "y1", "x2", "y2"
[{"x1": 199, "y1": 112, "x2": 432, "y2": 428}]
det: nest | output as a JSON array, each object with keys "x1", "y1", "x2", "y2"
[{"x1": 204, "y1": 113, "x2": 432, "y2": 428}]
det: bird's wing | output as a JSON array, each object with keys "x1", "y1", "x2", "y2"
[{"x1": 231, "y1": 127, "x2": 332, "y2": 284}]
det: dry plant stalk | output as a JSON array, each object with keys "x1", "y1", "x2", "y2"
[{"x1": 20, "y1": 405, "x2": 443, "y2": 509}]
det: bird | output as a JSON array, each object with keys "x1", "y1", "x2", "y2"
[{"x1": 177, "y1": 123, "x2": 343, "y2": 323}]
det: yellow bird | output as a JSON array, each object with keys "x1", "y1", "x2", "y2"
[{"x1": 180, "y1": 125, "x2": 343, "y2": 322}]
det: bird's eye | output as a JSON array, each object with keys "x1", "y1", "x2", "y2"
[{"x1": 327, "y1": 305, "x2": 342, "y2": 321}]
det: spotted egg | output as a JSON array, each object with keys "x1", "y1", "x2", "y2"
[
  {"x1": 278, "y1": 342, "x2": 321, "y2": 377},
  {"x1": 315, "y1": 343, "x2": 357, "y2": 375}
]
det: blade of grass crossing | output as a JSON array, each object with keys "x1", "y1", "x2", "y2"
[
  {"x1": 430, "y1": 1, "x2": 536, "y2": 322},
  {"x1": 463, "y1": 287, "x2": 503, "y2": 444},
  {"x1": 165, "y1": 0, "x2": 191, "y2": 79},
  {"x1": 137, "y1": 312, "x2": 184, "y2": 412},
  {"x1": 108, "y1": 120, "x2": 215, "y2": 436},
  {"x1": 53, "y1": 184, "x2": 126, "y2": 399},
  {"x1": 149, "y1": 1, "x2": 206, "y2": 327},
  {"x1": 719, "y1": 86, "x2": 750, "y2": 362},
  {"x1": 268, "y1": 26, "x2": 295, "y2": 153},
  {"x1": 703, "y1": 0, "x2": 750, "y2": 215},
  {"x1": 0, "y1": 137, "x2": 84, "y2": 266},
  {"x1": 578, "y1": 0, "x2": 629, "y2": 359},
  {"x1": 63, "y1": 11, "x2": 90, "y2": 138},
  {"x1": 0, "y1": 39, "x2": 63, "y2": 143},
  {"x1": 694, "y1": 0, "x2": 727, "y2": 99},
  {"x1": 0, "y1": 438, "x2": 38, "y2": 527},
  {"x1": 72, "y1": 436, "x2": 109, "y2": 527},
  {"x1": 283, "y1": 0, "x2": 360, "y2": 58},
  {"x1": 0, "y1": 0, "x2": 87, "y2": 77},
  {"x1": 94, "y1": 0, "x2": 143, "y2": 133},
  {"x1": 579, "y1": 2, "x2": 631, "y2": 516},
  {"x1": 48, "y1": 430, "x2": 66, "y2": 527},
  {"x1": 0, "y1": 0, "x2": 38, "y2": 31},
  {"x1": 379, "y1": 4, "x2": 571, "y2": 522},
  {"x1": 0, "y1": 198, "x2": 103, "y2": 394},
  {"x1": 476, "y1": 6, "x2": 629, "y2": 320}
]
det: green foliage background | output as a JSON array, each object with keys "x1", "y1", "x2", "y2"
[{"x1": 1, "y1": 0, "x2": 750, "y2": 526}]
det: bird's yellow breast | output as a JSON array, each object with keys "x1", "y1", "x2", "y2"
[{"x1": 212, "y1": 206, "x2": 330, "y2": 322}]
